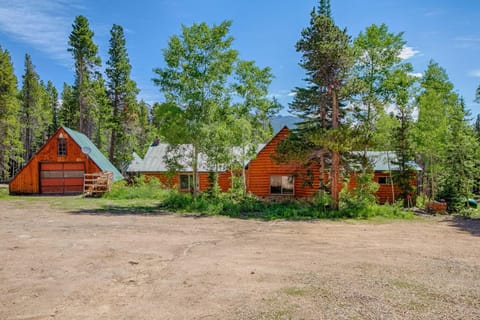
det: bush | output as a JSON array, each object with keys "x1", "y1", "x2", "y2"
[
  {"x1": 457, "y1": 207, "x2": 480, "y2": 218},
  {"x1": 104, "y1": 175, "x2": 169, "y2": 200},
  {"x1": 339, "y1": 172, "x2": 379, "y2": 215},
  {"x1": 0, "y1": 187, "x2": 8, "y2": 198},
  {"x1": 158, "y1": 189, "x2": 413, "y2": 220}
]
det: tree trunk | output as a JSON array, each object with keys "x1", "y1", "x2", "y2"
[
  {"x1": 319, "y1": 151, "x2": 325, "y2": 192},
  {"x1": 319, "y1": 94, "x2": 326, "y2": 194},
  {"x1": 331, "y1": 89, "x2": 340, "y2": 210},
  {"x1": 242, "y1": 144, "x2": 247, "y2": 197},
  {"x1": 78, "y1": 61, "x2": 84, "y2": 134},
  {"x1": 109, "y1": 93, "x2": 119, "y2": 163},
  {"x1": 192, "y1": 145, "x2": 199, "y2": 198},
  {"x1": 386, "y1": 151, "x2": 395, "y2": 203}
]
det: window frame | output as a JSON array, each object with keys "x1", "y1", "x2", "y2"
[
  {"x1": 179, "y1": 174, "x2": 194, "y2": 191},
  {"x1": 378, "y1": 176, "x2": 393, "y2": 185},
  {"x1": 57, "y1": 137, "x2": 67, "y2": 157},
  {"x1": 270, "y1": 175, "x2": 295, "y2": 195}
]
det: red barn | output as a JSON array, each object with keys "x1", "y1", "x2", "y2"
[{"x1": 9, "y1": 127, "x2": 123, "y2": 195}]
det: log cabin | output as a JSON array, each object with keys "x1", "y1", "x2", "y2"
[
  {"x1": 9, "y1": 127, "x2": 123, "y2": 195},
  {"x1": 128, "y1": 126, "x2": 420, "y2": 203},
  {"x1": 127, "y1": 143, "x2": 265, "y2": 192},
  {"x1": 246, "y1": 127, "x2": 420, "y2": 203}
]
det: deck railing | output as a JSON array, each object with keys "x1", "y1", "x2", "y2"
[{"x1": 83, "y1": 171, "x2": 114, "y2": 196}]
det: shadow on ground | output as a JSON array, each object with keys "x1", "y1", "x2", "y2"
[
  {"x1": 69, "y1": 205, "x2": 172, "y2": 216},
  {"x1": 444, "y1": 216, "x2": 480, "y2": 236},
  {"x1": 69, "y1": 205, "x2": 216, "y2": 219}
]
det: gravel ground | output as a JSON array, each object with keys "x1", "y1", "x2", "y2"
[{"x1": 0, "y1": 198, "x2": 479, "y2": 319}]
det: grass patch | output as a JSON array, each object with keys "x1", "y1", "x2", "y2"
[
  {"x1": 457, "y1": 207, "x2": 480, "y2": 219},
  {"x1": 0, "y1": 188, "x2": 9, "y2": 199},
  {"x1": 284, "y1": 287, "x2": 307, "y2": 296},
  {"x1": 0, "y1": 181, "x2": 415, "y2": 220}
]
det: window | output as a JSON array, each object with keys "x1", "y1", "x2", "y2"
[
  {"x1": 378, "y1": 176, "x2": 392, "y2": 184},
  {"x1": 57, "y1": 137, "x2": 67, "y2": 157},
  {"x1": 270, "y1": 175, "x2": 294, "y2": 195},
  {"x1": 179, "y1": 174, "x2": 194, "y2": 191}
]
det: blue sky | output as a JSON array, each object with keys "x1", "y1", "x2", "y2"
[{"x1": 1, "y1": 0, "x2": 480, "y2": 116}]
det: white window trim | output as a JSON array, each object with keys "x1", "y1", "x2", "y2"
[
  {"x1": 270, "y1": 175, "x2": 295, "y2": 195},
  {"x1": 378, "y1": 176, "x2": 393, "y2": 185}
]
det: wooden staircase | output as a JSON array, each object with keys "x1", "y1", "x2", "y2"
[{"x1": 83, "y1": 171, "x2": 114, "y2": 197}]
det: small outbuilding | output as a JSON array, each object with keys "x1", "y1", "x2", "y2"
[{"x1": 9, "y1": 127, "x2": 122, "y2": 195}]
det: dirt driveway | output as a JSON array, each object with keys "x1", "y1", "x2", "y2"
[{"x1": 0, "y1": 199, "x2": 479, "y2": 319}]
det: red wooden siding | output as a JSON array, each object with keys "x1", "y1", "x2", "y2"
[
  {"x1": 138, "y1": 126, "x2": 417, "y2": 203},
  {"x1": 246, "y1": 127, "x2": 417, "y2": 202},
  {"x1": 142, "y1": 171, "x2": 233, "y2": 192},
  {"x1": 9, "y1": 128, "x2": 101, "y2": 194},
  {"x1": 246, "y1": 127, "x2": 324, "y2": 197},
  {"x1": 345, "y1": 172, "x2": 416, "y2": 204}
]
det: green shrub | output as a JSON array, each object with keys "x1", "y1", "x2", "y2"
[
  {"x1": 0, "y1": 187, "x2": 8, "y2": 198},
  {"x1": 104, "y1": 175, "x2": 169, "y2": 200},
  {"x1": 156, "y1": 188, "x2": 413, "y2": 220},
  {"x1": 457, "y1": 207, "x2": 480, "y2": 218},
  {"x1": 339, "y1": 172, "x2": 379, "y2": 215}
]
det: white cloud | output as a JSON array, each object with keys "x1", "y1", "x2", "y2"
[
  {"x1": 455, "y1": 36, "x2": 480, "y2": 42},
  {"x1": 384, "y1": 103, "x2": 419, "y2": 121},
  {"x1": 399, "y1": 46, "x2": 420, "y2": 60},
  {"x1": 468, "y1": 70, "x2": 480, "y2": 77},
  {"x1": 268, "y1": 90, "x2": 293, "y2": 99},
  {"x1": 408, "y1": 72, "x2": 423, "y2": 78},
  {"x1": 453, "y1": 36, "x2": 480, "y2": 49},
  {"x1": 0, "y1": 0, "x2": 82, "y2": 66}
]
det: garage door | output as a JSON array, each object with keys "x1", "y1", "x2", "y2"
[{"x1": 40, "y1": 162, "x2": 85, "y2": 194}]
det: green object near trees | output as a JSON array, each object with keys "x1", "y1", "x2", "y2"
[{"x1": 0, "y1": 46, "x2": 22, "y2": 180}]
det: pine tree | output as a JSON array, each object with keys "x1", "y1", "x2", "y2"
[
  {"x1": 58, "y1": 83, "x2": 78, "y2": 129},
  {"x1": 20, "y1": 54, "x2": 43, "y2": 161},
  {"x1": 437, "y1": 99, "x2": 479, "y2": 211},
  {"x1": 35, "y1": 80, "x2": 53, "y2": 149},
  {"x1": 319, "y1": 0, "x2": 331, "y2": 17},
  {"x1": 91, "y1": 75, "x2": 111, "y2": 154},
  {"x1": 0, "y1": 46, "x2": 22, "y2": 180},
  {"x1": 384, "y1": 65, "x2": 417, "y2": 207},
  {"x1": 106, "y1": 24, "x2": 139, "y2": 168},
  {"x1": 475, "y1": 80, "x2": 480, "y2": 105},
  {"x1": 474, "y1": 114, "x2": 480, "y2": 140},
  {"x1": 136, "y1": 100, "x2": 154, "y2": 157},
  {"x1": 45, "y1": 80, "x2": 59, "y2": 136},
  {"x1": 68, "y1": 15, "x2": 101, "y2": 138},
  {"x1": 281, "y1": 0, "x2": 353, "y2": 209}
]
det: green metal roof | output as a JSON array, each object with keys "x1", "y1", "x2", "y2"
[{"x1": 63, "y1": 127, "x2": 123, "y2": 181}]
